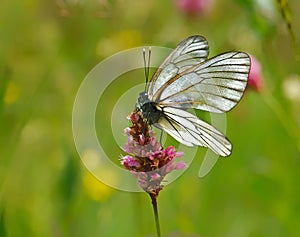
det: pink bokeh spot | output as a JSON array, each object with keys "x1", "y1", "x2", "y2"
[
  {"x1": 247, "y1": 55, "x2": 264, "y2": 92},
  {"x1": 174, "y1": 0, "x2": 214, "y2": 15}
]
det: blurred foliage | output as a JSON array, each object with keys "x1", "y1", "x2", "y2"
[{"x1": 0, "y1": 0, "x2": 300, "y2": 237}]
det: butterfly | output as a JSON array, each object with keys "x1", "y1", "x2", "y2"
[{"x1": 137, "y1": 35, "x2": 250, "y2": 157}]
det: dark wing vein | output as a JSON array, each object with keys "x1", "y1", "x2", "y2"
[
  {"x1": 156, "y1": 107, "x2": 232, "y2": 156},
  {"x1": 148, "y1": 35, "x2": 209, "y2": 98},
  {"x1": 152, "y1": 51, "x2": 250, "y2": 113}
]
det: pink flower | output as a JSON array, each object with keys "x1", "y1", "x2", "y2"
[
  {"x1": 175, "y1": 161, "x2": 187, "y2": 170},
  {"x1": 174, "y1": 0, "x2": 214, "y2": 16},
  {"x1": 247, "y1": 55, "x2": 264, "y2": 92},
  {"x1": 120, "y1": 110, "x2": 187, "y2": 195},
  {"x1": 151, "y1": 173, "x2": 161, "y2": 181},
  {"x1": 164, "y1": 146, "x2": 175, "y2": 157},
  {"x1": 121, "y1": 155, "x2": 140, "y2": 169},
  {"x1": 124, "y1": 127, "x2": 131, "y2": 135}
]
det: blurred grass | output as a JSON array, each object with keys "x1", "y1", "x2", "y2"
[{"x1": 0, "y1": 0, "x2": 300, "y2": 236}]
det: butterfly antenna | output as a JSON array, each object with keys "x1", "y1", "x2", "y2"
[{"x1": 143, "y1": 47, "x2": 151, "y2": 91}]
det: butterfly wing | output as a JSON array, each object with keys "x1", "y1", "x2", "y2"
[
  {"x1": 152, "y1": 51, "x2": 250, "y2": 113},
  {"x1": 148, "y1": 35, "x2": 209, "y2": 98},
  {"x1": 156, "y1": 107, "x2": 232, "y2": 156},
  {"x1": 143, "y1": 36, "x2": 250, "y2": 156}
]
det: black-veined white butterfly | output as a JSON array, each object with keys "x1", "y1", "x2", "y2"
[{"x1": 137, "y1": 35, "x2": 250, "y2": 157}]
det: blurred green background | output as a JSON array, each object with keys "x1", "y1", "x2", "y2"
[{"x1": 1, "y1": 0, "x2": 300, "y2": 236}]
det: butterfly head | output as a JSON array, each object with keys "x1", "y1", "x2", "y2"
[{"x1": 137, "y1": 92, "x2": 149, "y2": 107}]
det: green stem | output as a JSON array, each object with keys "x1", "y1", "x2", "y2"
[
  {"x1": 263, "y1": 91, "x2": 300, "y2": 151},
  {"x1": 149, "y1": 193, "x2": 161, "y2": 237}
]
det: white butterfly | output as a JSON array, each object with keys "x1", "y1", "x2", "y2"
[{"x1": 138, "y1": 35, "x2": 250, "y2": 157}]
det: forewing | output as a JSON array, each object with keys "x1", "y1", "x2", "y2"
[
  {"x1": 148, "y1": 35, "x2": 209, "y2": 98},
  {"x1": 156, "y1": 107, "x2": 232, "y2": 157},
  {"x1": 153, "y1": 52, "x2": 250, "y2": 113}
]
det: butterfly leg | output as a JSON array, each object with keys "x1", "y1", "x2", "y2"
[{"x1": 159, "y1": 130, "x2": 163, "y2": 144}]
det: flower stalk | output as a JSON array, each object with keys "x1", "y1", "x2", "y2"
[
  {"x1": 150, "y1": 192, "x2": 161, "y2": 237},
  {"x1": 120, "y1": 109, "x2": 187, "y2": 236}
]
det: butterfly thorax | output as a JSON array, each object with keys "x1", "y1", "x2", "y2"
[{"x1": 138, "y1": 92, "x2": 163, "y2": 125}]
